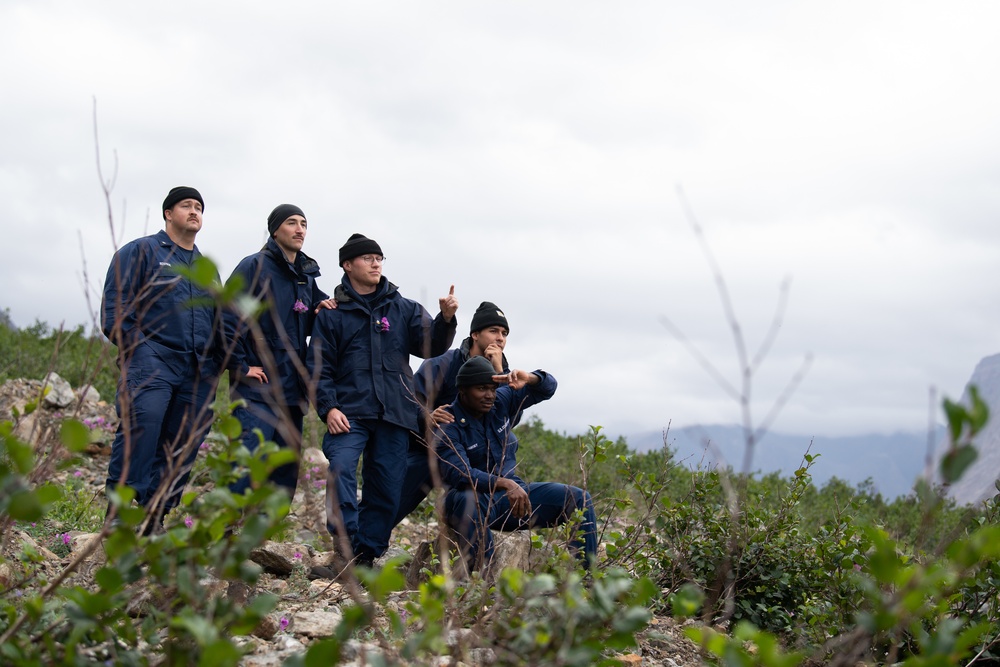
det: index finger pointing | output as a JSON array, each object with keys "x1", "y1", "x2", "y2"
[{"x1": 449, "y1": 284, "x2": 455, "y2": 296}]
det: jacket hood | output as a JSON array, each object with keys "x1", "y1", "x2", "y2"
[
  {"x1": 333, "y1": 274, "x2": 398, "y2": 305},
  {"x1": 263, "y1": 237, "x2": 322, "y2": 276}
]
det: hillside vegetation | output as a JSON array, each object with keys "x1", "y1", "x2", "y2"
[{"x1": 2, "y1": 304, "x2": 1000, "y2": 666}]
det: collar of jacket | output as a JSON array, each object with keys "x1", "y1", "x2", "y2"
[
  {"x1": 263, "y1": 237, "x2": 322, "y2": 276},
  {"x1": 155, "y1": 229, "x2": 201, "y2": 256},
  {"x1": 449, "y1": 394, "x2": 478, "y2": 427},
  {"x1": 333, "y1": 275, "x2": 397, "y2": 307},
  {"x1": 458, "y1": 336, "x2": 511, "y2": 372}
]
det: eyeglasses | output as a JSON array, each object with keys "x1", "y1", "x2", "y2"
[{"x1": 359, "y1": 255, "x2": 385, "y2": 265}]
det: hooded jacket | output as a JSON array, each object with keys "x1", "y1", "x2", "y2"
[
  {"x1": 101, "y1": 229, "x2": 220, "y2": 371},
  {"x1": 225, "y1": 237, "x2": 329, "y2": 407},
  {"x1": 435, "y1": 370, "x2": 556, "y2": 491},
  {"x1": 414, "y1": 336, "x2": 510, "y2": 410},
  {"x1": 308, "y1": 274, "x2": 457, "y2": 431}
]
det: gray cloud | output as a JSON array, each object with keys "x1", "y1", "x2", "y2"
[{"x1": 3, "y1": 0, "x2": 1000, "y2": 443}]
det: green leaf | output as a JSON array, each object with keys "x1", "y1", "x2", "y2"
[
  {"x1": 95, "y1": 566, "x2": 125, "y2": 592},
  {"x1": 3, "y1": 435, "x2": 34, "y2": 474},
  {"x1": 219, "y1": 416, "x2": 243, "y2": 440},
  {"x1": 7, "y1": 489, "x2": 44, "y2": 521},
  {"x1": 304, "y1": 638, "x2": 343, "y2": 666},
  {"x1": 940, "y1": 445, "x2": 978, "y2": 483},
  {"x1": 60, "y1": 419, "x2": 91, "y2": 453},
  {"x1": 247, "y1": 593, "x2": 278, "y2": 616},
  {"x1": 34, "y1": 483, "x2": 63, "y2": 506},
  {"x1": 670, "y1": 582, "x2": 704, "y2": 618},
  {"x1": 968, "y1": 385, "x2": 990, "y2": 435},
  {"x1": 173, "y1": 255, "x2": 220, "y2": 288},
  {"x1": 198, "y1": 639, "x2": 243, "y2": 667}
]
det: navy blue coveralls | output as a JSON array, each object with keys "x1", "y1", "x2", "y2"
[
  {"x1": 393, "y1": 337, "x2": 510, "y2": 525},
  {"x1": 308, "y1": 274, "x2": 456, "y2": 561},
  {"x1": 225, "y1": 237, "x2": 329, "y2": 497},
  {"x1": 436, "y1": 371, "x2": 598, "y2": 570},
  {"x1": 102, "y1": 229, "x2": 221, "y2": 521}
]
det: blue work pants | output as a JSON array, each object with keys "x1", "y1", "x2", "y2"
[
  {"x1": 322, "y1": 419, "x2": 408, "y2": 560},
  {"x1": 229, "y1": 399, "x2": 303, "y2": 498},
  {"x1": 445, "y1": 481, "x2": 598, "y2": 570},
  {"x1": 106, "y1": 344, "x2": 216, "y2": 522}
]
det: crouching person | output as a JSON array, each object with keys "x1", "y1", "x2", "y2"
[{"x1": 436, "y1": 357, "x2": 597, "y2": 571}]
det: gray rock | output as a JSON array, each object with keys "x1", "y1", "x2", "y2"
[
  {"x1": 340, "y1": 639, "x2": 381, "y2": 661},
  {"x1": 42, "y1": 372, "x2": 74, "y2": 409},
  {"x1": 291, "y1": 608, "x2": 343, "y2": 637},
  {"x1": 407, "y1": 532, "x2": 538, "y2": 587},
  {"x1": 249, "y1": 541, "x2": 313, "y2": 575},
  {"x1": 252, "y1": 614, "x2": 279, "y2": 640},
  {"x1": 947, "y1": 353, "x2": 1000, "y2": 504},
  {"x1": 75, "y1": 385, "x2": 101, "y2": 404}
]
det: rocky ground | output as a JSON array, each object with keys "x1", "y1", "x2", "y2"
[{"x1": 0, "y1": 375, "x2": 706, "y2": 666}]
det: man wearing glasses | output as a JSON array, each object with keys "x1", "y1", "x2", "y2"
[{"x1": 309, "y1": 233, "x2": 459, "y2": 569}]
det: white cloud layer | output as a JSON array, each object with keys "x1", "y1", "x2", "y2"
[{"x1": 3, "y1": 1, "x2": 999, "y2": 440}]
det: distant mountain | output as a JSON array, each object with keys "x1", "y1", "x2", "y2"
[
  {"x1": 625, "y1": 424, "x2": 944, "y2": 500},
  {"x1": 942, "y1": 353, "x2": 1000, "y2": 506}
]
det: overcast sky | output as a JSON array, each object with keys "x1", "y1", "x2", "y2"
[{"x1": 3, "y1": 1, "x2": 999, "y2": 446}]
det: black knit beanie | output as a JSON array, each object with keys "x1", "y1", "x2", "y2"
[
  {"x1": 456, "y1": 356, "x2": 499, "y2": 388},
  {"x1": 162, "y1": 186, "x2": 204, "y2": 220},
  {"x1": 267, "y1": 204, "x2": 305, "y2": 236},
  {"x1": 339, "y1": 233, "x2": 383, "y2": 265},
  {"x1": 470, "y1": 302, "x2": 509, "y2": 334}
]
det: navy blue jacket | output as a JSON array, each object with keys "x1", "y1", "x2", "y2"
[
  {"x1": 436, "y1": 371, "x2": 556, "y2": 491},
  {"x1": 101, "y1": 230, "x2": 221, "y2": 370},
  {"x1": 225, "y1": 238, "x2": 329, "y2": 407},
  {"x1": 414, "y1": 337, "x2": 510, "y2": 409},
  {"x1": 308, "y1": 275, "x2": 457, "y2": 431}
]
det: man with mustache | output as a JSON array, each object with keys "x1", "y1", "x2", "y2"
[
  {"x1": 436, "y1": 356, "x2": 598, "y2": 571},
  {"x1": 102, "y1": 186, "x2": 222, "y2": 531},
  {"x1": 224, "y1": 204, "x2": 335, "y2": 499}
]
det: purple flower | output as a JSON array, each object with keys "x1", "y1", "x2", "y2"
[
  {"x1": 293, "y1": 551, "x2": 302, "y2": 560},
  {"x1": 199, "y1": 442, "x2": 209, "y2": 451},
  {"x1": 184, "y1": 516, "x2": 194, "y2": 528},
  {"x1": 293, "y1": 300, "x2": 308, "y2": 314},
  {"x1": 62, "y1": 533, "x2": 71, "y2": 545},
  {"x1": 73, "y1": 470, "x2": 82, "y2": 478},
  {"x1": 314, "y1": 479, "x2": 325, "y2": 488},
  {"x1": 375, "y1": 316, "x2": 390, "y2": 333},
  {"x1": 279, "y1": 617, "x2": 289, "y2": 631}
]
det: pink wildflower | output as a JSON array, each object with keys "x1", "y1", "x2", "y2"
[
  {"x1": 184, "y1": 516, "x2": 194, "y2": 528},
  {"x1": 62, "y1": 533, "x2": 71, "y2": 545},
  {"x1": 199, "y1": 442, "x2": 209, "y2": 450},
  {"x1": 73, "y1": 471, "x2": 82, "y2": 478},
  {"x1": 279, "y1": 617, "x2": 289, "y2": 631},
  {"x1": 293, "y1": 300, "x2": 308, "y2": 314},
  {"x1": 293, "y1": 551, "x2": 302, "y2": 560}
]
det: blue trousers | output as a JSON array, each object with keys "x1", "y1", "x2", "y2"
[
  {"x1": 106, "y1": 345, "x2": 215, "y2": 521},
  {"x1": 229, "y1": 399, "x2": 302, "y2": 498},
  {"x1": 393, "y1": 446, "x2": 435, "y2": 526},
  {"x1": 444, "y1": 481, "x2": 598, "y2": 570},
  {"x1": 323, "y1": 419, "x2": 408, "y2": 559}
]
